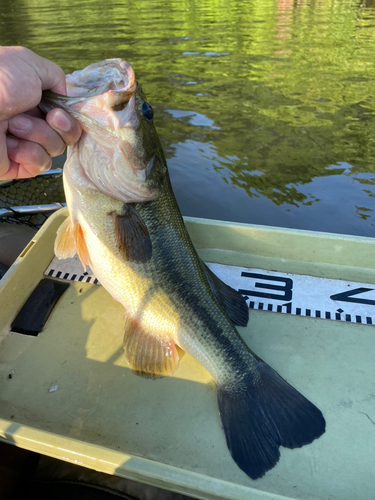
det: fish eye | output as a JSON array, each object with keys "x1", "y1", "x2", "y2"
[{"x1": 142, "y1": 102, "x2": 154, "y2": 122}]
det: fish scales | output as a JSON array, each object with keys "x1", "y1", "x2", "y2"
[
  {"x1": 73, "y1": 163, "x2": 250, "y2": 381},
  {"x1": 41, "y1": 58, "x2": 325, "y2": 481},
  {"x1": 133, "y1": 174, "x2": 252, "y2": 379}
]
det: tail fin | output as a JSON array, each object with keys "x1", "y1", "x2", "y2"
[{"x1": 217, "y1": 362, "x2": 325, "y2": 480}]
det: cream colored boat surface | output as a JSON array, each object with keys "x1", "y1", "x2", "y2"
[{"x1": 0, "y1": 208, "x2": 374, "y2": 500}]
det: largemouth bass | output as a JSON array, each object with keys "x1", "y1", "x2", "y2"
[{"x1": 41, "y1": 59, "x2": 325, "y2": 480}]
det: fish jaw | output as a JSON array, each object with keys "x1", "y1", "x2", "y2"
[
  {"x1": 65, "y1": 93, "x2": 140, "y2": 144},
  {"x1": 68, "y1": 128, "x2": 163, "y2": 204}
]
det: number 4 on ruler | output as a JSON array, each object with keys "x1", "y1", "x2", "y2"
[{"x1": 330, "y1": 288, "x2": 375, "y2": 305}]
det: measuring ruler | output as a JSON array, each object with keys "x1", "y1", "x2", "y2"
[{"x1": 45, "y1": 257, "x2": 375, "y2": 326}]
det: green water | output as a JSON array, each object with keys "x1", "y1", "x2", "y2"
[{"x1": 1, "y1": 0, "x2": 375, "y2": 236}]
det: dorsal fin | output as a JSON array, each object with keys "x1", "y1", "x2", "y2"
[
  {"x1": 111, "y1": 204, "x2": 152, "y2": 263},
  {"x1": 123, "y1": 317, "x2": 179, "y2": 377},
  {"x1": 54, "y1": 216, "x2": 92, "y2": 271},
  {"x1": 201, "y1": 261, "x2": 249, "y2": 327}
]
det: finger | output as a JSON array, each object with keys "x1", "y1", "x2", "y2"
[
  {"x1": 15, "y1": 47, "x2": 67, "y2": 94},
  {"x1": 46, "y1": 109, "x2": 82, "y2": 146},
  {"x1": 0, "y1": 121, "x2": 11, "y2": 179},
  {"x1": 0, "y1": 46, "x2": 66, "y2": 120},
  {"x1": 8, "y1": 113, "x2": 66, "y2": 157},
  {"x1": 0, "y1": 158, "x2": 34, "y2": 180},
  {"x1": 6, "y1": 135, "x2": 52, "y2": 177}
]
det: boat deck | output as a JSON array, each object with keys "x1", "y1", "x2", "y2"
[{"x1": 0, "y1": 209, "x2": 374, "y2": 500}]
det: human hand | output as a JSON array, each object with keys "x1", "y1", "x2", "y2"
[{"x1": 0, "y1": 46, "x2": 81, "y2": 180}]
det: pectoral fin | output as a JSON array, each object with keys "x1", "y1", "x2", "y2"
[
  {"x1": 54, "y1": 216, "x2": 92, "y2": 271},
  {"x1": 112, "y1": 204, "x2": 152, "y2": 263},
  {"x1": 123, "y1": 317, "x2": 179, "y2": 378},
  {"x1": 201, "y1": 261, "x2": 249, "y2": 327},
  {"x1": 54, "y1": 217, "x2": 76, "y2": 260}
]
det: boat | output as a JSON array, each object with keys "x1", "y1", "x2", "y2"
[{"x1": 0, "y1": 189, "x2": 374, "y2": 499}]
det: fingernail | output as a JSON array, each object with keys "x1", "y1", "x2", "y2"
[
  {"x1": 9, "y1": 114, "x2": 31, "y2": 131},
  {"x1": 38, "y1": 159, "x2": 52, "y2": 173},
  {"x1": 6, "y1": 136, "x2": 18, "y2": 149},
  {"x1": 51, "y1": 110, "x2": 71, "y2": 132}
]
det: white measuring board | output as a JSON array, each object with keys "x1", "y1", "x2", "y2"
[
  {"x1": 45, "y1": 256, "x2": 100, "y2": 285},
  {"x1": 45, "y1": 257, "x2": 375, "y2": 326},
  {"x1": 207, "y1": 263, "x2": 375, "y2": 326}
]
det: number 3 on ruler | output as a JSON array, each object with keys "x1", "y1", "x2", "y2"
[{"x1": 239, "y1": 272, "x2": 293, "y2": 301}]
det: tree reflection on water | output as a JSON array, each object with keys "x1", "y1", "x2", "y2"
[{"x1": 0, "y1": 0, "x2": 374, "y2": 235}]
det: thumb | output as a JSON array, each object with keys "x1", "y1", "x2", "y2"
[
  {"x1": 0, "y1": 46, "x2": 67, "y2": 120},
  {"x1": 20, "y1": 48, "x2": 67, "y2": 95}
]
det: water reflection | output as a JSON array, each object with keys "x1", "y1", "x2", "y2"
[
  {"x1": 0, "y1": 0, "x2": 374, "y2": 235},
  {"x1": 169, "y1": 139, "x2": 375, "y2": 235}
]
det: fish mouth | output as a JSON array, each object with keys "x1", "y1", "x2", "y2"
[
  {"x1": 66, "y1": 59, "x2": 136, "y2": 98},
  {"x1": 40, "y1": 59, "x2": 166, "y2": 205},
  {"x1": 40, "y1": 59, "x2": 137, "y2": 115}
]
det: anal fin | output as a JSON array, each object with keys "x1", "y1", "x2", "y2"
[
  {"x1": 123, "y1": 317, "x2": 179, "y2": 377},
  {"x1": 202, "y1": 261, "x2": 249, "y2": 327}
]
